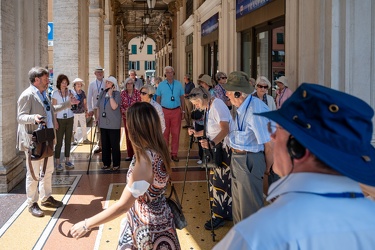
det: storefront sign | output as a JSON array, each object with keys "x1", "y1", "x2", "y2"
[
  {"x1": 236, "y1": 0, "x2": 271, "y2": 19},
  {"x1": 48, "y1": 22, "x2": 53, "y2": 46},
  {"x1": 201, "y1": 13, "x2": 219, "y2": 37}
]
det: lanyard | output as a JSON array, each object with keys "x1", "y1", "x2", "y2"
[
  {"x1": 96, "y1": 79, "x2": 103, "y2": 93},
  {"x1": 167, "y1": 80, "x2": 174, "y2": 96},
  {"x1": 104, "y1": 96, "x2": 110, "y2": 110},
  {"x1": 278, "y1": 88, "x2": 286, "y2": 107},
  {"x1": 283, "y1": 191, "x2": 365, "y2": 198},
  {"x1": 59, "y1": 89, "x2": 67, "y2": 102},
  {"x1": 236, "y1": 96, "x2": 252, "y2": 131}
]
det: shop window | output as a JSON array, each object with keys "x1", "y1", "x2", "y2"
[
  {"x1": 144, "y1": 61, "x2": 155, "y2": 70},
  {"x1": 277, "y1": 33, "x2": 284, "y2": 44},
  {"x1": 129, "y1": 61, "x2": 140, "y2": 70}
]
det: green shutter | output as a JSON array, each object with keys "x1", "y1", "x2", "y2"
[
  {"x1": 147, "y1": 45, "x2": 153, "y2": 55},
  {"x1": 128, "y1": 61, "x2": 132, "y2": 69},
  {"x1": 131, "y1": 45, "x2": 137, "y2": 54},
  {"x1": 137, "y1": 61, "x2": 140, "y2": 70},
  {"x1": 152, "y1": 61, "x2": 155, "y2": 70}
]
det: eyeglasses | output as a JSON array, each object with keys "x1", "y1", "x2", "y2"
[
  {"x1": 257, "y1": 85, "x2": 269, "y2": 89},
  {"x1": 220, "y1": 77, "x2": 227, "y2": 80},
  {"x1": 267, "y1": 121, "x2": 283, "y2": 134},
  {"x1": 140, "y1": 91, "x2": 148, "y2": 96}
]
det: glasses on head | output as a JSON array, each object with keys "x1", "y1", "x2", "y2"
[
  {"x1": 140, "y1": 91, "x2": 148, "y2": 96},
  {"x1": 257, "y1": 85, "x2": 269, "y2": 89},
  {"x1": 220, "y1": 77, "x2": 227, "y2": 80}
]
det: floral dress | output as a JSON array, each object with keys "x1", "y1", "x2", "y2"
[{"x1": 118, "y1": 150, "x2": 180, "y2": 250}]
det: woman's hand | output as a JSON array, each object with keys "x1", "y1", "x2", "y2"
[
  {"x1": 70, "y1": 221, "x2": 88, "y2": 239},
  {"x1": 200, "y1": 138, "x2": 209, "y2": 149},
  {"x1": 187, "y1": 128, "x2": 195, "y2": 136}
]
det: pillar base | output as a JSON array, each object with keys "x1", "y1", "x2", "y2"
[{"x1": 0, "y1": 155, "x2": 25, "y2": 193}]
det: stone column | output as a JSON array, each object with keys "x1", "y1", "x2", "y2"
[
  {"x1": 286, "y1": 0, "x2": 375, "y2": 142},
  {"x1": 88, "y1": 0, "x2": 104, "y2": 81},
  {"x1": 1, "y1": 0, "x2": 48, "y2": 193}
]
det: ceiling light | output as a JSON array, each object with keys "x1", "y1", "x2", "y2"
[{"x1": 147, "y1": 0, "x2": 156, "y2": 10}]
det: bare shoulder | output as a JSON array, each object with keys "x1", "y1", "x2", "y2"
[{"x1": 132, "y1": 153, "x2": 153, "y2": 184}]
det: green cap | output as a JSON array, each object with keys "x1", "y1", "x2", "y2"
[{"x1": 223, "y1": 71, "x2": 253, "y2": 94}]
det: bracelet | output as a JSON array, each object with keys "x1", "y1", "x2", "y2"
[{"x1": 83, "y1": 219, "x2": 90, "y2": 232}]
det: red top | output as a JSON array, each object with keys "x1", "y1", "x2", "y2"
[{"x1": 120, "y1": 89, "x2": 141, "y2": 117}]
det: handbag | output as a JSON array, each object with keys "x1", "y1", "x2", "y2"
[
  {"x1": 27, "y1": 122, "x2": 55, "y2": 181},
  {"x1": 166, "y1": 183, "x2": 187, "y2": 230}
]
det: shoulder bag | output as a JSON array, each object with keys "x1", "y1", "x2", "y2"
[{"x1": 167, "y1": 183, "x2": 187, "y2": 230}]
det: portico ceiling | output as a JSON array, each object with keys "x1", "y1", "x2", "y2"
[{"x1": 113, "y1": 0, "x2": 172, "y2": 40}]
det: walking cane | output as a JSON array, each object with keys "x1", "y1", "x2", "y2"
[
  {"x1": 202, "y1": 109, "x2": 216, "y2": 242},
  {"x1": 181, "y1": 133, "x2": 194, "y2": 206},
  {"x1": 86, "y1": 123, "x2": 97, "y2": 174}
]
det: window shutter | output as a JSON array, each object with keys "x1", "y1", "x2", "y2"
[
  {"x1": 147, "y1": 45, "x2": 153, "y2": 55},
  {"x1": 131, "y1": 45, "x2": 137, "y2": 54},
  {"x1": 137, "y1": 61, "x2": 140, "y2": 70}
]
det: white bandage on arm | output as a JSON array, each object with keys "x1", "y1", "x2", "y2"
[{"x1": 126, "y1": 180, "x2": 150, "y2": 198}]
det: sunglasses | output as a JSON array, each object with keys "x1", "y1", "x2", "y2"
[
  {"x1": 140, "y1": 91, "x2": 148, "y2": 96},
  {"x1": 220, "y1": 77, "x2": 227, "y2": 80},
  {"x1": 257, "y1": 85, "x2": 269, "y2": 89},
  {"x1": 43, "y1": 100, "x2": 51, "y2": 111}
]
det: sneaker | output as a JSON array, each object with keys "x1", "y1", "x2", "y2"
[
  {"x1": 204, "y1": 218, "x2": 225, "y2": 230},
  {"x1": 65, "y1": 161, "x2": 75, "y2": 169},
  {"x1": 94, "y1": 147, "x2": 102, "y2": 154},
  {"x1": 82, "y1": 139, "x2": 92, "y2": 144},
  {"x1": 56, "y1": 164, "x2": 64, "y2": 172},
  {"x1": 41, "y1": 196, "x2": 63, "y2": 208},
  {"x1": 197, "y1": 160, "x2": 203, "y2": 165},
  {"x1": 72, "y1": 140, "x2": 78, "y2": 146}
]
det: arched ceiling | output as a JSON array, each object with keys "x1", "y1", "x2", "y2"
[{"x1": 113, "y1": 0, "x2": 172, "y2": 40}]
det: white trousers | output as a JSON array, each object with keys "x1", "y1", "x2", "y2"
[
  {"x1": 73, "y1": 113, "x2": 88, "y2": 140},
  {"x1": 25, "y1": 153, "x2": 54, "y2": 207}
]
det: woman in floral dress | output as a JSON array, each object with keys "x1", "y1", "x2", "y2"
[{"x1": 70, "y1": 102, "x2": 180, "y2": 249}]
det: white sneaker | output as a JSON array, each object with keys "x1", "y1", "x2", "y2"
[{"x1": 197, "y1": 160, "x2": 203, "y2": 165}]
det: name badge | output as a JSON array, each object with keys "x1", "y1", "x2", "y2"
[{"x1": 102, "y1": 112, "x2": 106, "y2": 117}]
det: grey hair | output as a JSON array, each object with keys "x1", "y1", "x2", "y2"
[
  {"x1": 164, "y1": 66, "x2": 174, "y2": 73},
  {"x1": 140, "y1": 84, "x2": 156, "y2": 96},
  {"x1": 255, "y1": 76, "x2": 271, "y2": 88},
  {"x1": 29, "y1": 67, "x2": 49, "y2": 84},
  {"x1": 128, "y1": 69, "x2": 137, "y2": 76},
  {"x1": 215, "y1": 71, "x2": 227, "y2": 81}
]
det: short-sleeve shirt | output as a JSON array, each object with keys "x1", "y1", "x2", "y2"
[
  {"x1": 120, "y1": 89, "x2": 141, "y2": 116},
  {"x1": 206, "y1": 98, "x2": 231, "y2": 141},
  {"x1": 156, "y1": 79, "x2": 184, "y2": 109},
  {"x1": 228, "y1": 95, "x2": 271, "y2": 152},
  {"x1": 52, "y1": 90, "x2": 74, "y2": 119},
  {"x1": 71, "y1": 89, "x2": 86, "y2": 114},
  {"x1": 96, "y1": 91, "x2": 122, "y2": 129}
]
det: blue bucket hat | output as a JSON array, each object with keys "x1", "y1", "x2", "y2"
[{"x1": 256, "y1": 83, "x2": 375, "y2": 186}]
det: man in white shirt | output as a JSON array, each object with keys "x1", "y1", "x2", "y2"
[
  {"x1": 87, "y1": 66, "x2": 105, "y2": 153},
  {"x1": 214, "y1": 83, "x2": 375, "y2": 249}
]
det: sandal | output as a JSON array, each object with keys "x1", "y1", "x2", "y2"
[{"x1": 112, "y1": 166, "x2": 120, "y2": 171}]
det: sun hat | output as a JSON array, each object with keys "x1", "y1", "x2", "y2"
[
  {"x1": 95, "y1": 66, "x2": 104, "y2": 72},
  {"x1": 223, "y1": 71, "x2": 253, "y2": 94},
  {"x1": 106, "y1": 76, "x2": 118, "y2": 86},
  {"x1": 198, "y1": 74, "x2": 213, "y2": 87},
  {"x1": 255, "y1": 83, "x2": 375, "y2": 186},
  {"x1": 72, "y1": 77, "x2": 84, "y2": 86},
  {"x1": 275, "y1": 76, "x2": 288, "y2": 87}
]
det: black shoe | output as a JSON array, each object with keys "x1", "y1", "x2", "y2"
[
  {"x1": 171, "y1": 156, "x2": 179, "y2": 162},
  {"x1": 28, "y1": 203, "x2": 45, "y2": 217},
  {"x1": 125, "y1": 157, "x2": 132, "y2": 161},
  {"x1": 182, "y1": 125, "x2": 190, "y2": 129},
  {"x1": 41, "y1": 196, "x2": 63, "y2": 208},
  {"x1": 204, "y1": 218, "x2": 225, "y2": 230}
]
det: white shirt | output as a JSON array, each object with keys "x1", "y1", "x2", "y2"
[
  {"x1": 87, "y1": 78, "x2": 105, "y2": 112},
  {"x1": 51, "y1": 90, "x2": 74, "y2": 119},
  {"x1": 206, "y1": 98, "x2": 231, "y2": 141},
  {"x1": 214, "y1": 173, "x2": 375, "y2": 250}
]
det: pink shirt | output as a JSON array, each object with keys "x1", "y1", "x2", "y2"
[{"x1": 276, "y1": 87, "x2": 293, "y2": 109}]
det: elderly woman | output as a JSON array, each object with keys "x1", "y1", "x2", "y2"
[
  {"x1": 214, "y1": 72, "x2": 232, "y2": 108},
  {"x1": 253, "y1": 76, "x2": 277, "y2": 111},
  {"x1": 96, "y1": 76, "x2": 122, "y2": 171},
  {"x1": 52, "y1": 74, "x2": 75, "y2": 171},
  {"x1": 275, "y1": 76, "x2": 293, "y2": 109},
  {"x1": 120, "y1": 77, "x2": 141, "y2": 161},
  {"x1": 187, "y1": 87, "x2": 232, "y2": 230},
  {"x1": 71, "y1": 78, "x2": 90, "y2": 145},
  {"x1": 198, "y1": 74, "x2": 216, "y2": 97},
  {"x1": 140, "y1": 84, "x2": 165, "y2": 133}
]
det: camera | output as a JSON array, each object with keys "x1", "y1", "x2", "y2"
[{"x1": 71, "y1": 104, "x2": 78, "y2": 111}]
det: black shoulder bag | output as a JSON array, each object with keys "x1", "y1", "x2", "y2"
[
  {"x1": 203, "y1": 109, "x2": 223, "y2": 168},
  {"x1": 28, "y1": 122, "x2": 55, "y2": 181},
  {"x1": 166, "y1": 183, "x2": 187, "y2": 229}
]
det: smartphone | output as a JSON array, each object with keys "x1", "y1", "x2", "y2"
[{"x1": 39, "y1": 116, "x2": 46, "y2": 120}]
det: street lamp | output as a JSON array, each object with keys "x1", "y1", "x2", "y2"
[{"x1": 147, "y1": 0, "x2": 156, "y2": 10}]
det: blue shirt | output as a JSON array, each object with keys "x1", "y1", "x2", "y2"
[
  {"x1": 32, "y1": 85, "x2": 53, "y2": 128},
  {"x1": 185, "y1": 81, "x2": 195, "y2": 95},
  {"x1": 156, "y1": 79, "x2": 184, "y2": 109},
  {"x1": 228, "y1": 95, "x2": 270, "y2": 152},
  {"x1": 214, "y1": 173, "x2": 375, "y2": 250}
]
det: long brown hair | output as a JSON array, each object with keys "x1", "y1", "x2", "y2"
[{"x1": 126, "y1": 102, "x2": 171, "y2": 173}]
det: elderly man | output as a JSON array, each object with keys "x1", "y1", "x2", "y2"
[
  {"x1": 214, "y1": 83, "x2": 375, "y2": 249},
  {"x1": 223, "y1": 71, "x2": 273, "y2": 224},
  {"x1": 156, "y1": 66, "x2": 185, "y2": 162},
  {"x1": 87, "y1": 66, "x2": 105, "y2": 153},
  {"x1": 17, "y1": 66, "x2": 79, "y2": 217},
  {"x1": 128, "y1": 69, "x2": 144, "y2": 90}
]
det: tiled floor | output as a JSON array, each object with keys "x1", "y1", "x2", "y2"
[{"x1": 0, "y1": 126, "x2": 232, "y2": 249}]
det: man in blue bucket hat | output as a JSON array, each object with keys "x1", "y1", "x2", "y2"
[{"x1": 214, "y1": 83, "x2": 375, "y2": 249}]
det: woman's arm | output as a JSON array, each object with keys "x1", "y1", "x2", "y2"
[{"x1": 200, "y1": 121, "x2": 229, "y2": 149}]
